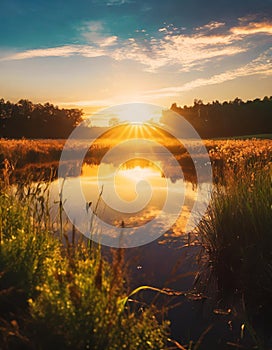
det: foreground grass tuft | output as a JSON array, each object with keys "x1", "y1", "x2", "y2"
[
  {"x1": 197, "y1": 163, "x2": 272, "y2": 308},
  {"x1": 0, "y1": 190, "x2": 169, "y2": 349}
]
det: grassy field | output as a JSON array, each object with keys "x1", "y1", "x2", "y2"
[
  {"x1": 1, "y1": 137, "x2": 271, "y2": 170},
  {"x1": 0, "y1": 137, "x2": 272, "y2": 349}
]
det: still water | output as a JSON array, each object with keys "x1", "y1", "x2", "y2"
[
  {"x1": 54, "y1": 161, "x2": 209, "y2": 241},
  {"x1": 45, "y1": 158, "x2": 250, "y2": 348},
  {"x1": 12, "y1": 150, "x2": 265, "y2": 348}
]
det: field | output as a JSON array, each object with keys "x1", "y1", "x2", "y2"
[
  {"x1": 1, "y1": 137, "x2": 271, "y2": 169},
  {"x1": 0, "y1": 136, "x2": 272, "y2": 349}
]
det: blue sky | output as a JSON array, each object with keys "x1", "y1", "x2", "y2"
[{"x1": 0, "y1": 0, "x2": 271, "y2": 122}]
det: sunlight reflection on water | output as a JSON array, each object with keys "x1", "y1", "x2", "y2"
[{"x1": 50, "y1": 160, "x2": 211, "y2": 244}]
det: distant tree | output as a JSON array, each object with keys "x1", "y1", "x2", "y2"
[
  {"x1": 0, "y1": 99, "x2": 84, "y2": 138},
  {"x1": 108, "y1": 117, "x2": 120, "y2": 127},
  {"x1": 165, "y1": 97, "x2": 272, "y2": 138},
  {"x1": 17, "y1": 99, "x2": 34, "y2": 116}
]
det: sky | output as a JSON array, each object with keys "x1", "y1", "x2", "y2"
[{"x1": 0, "y1": 0, "x2": 271, "y2": 124}]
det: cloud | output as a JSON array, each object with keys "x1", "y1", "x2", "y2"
[
  {"x1": 2, "y1": 19, "x2": 272, "y2": 74},
  {"x1": 100, "y1": 36, "x2": 118, "y2": 47},
  {"x1": 0, "y1": 45, "x2": 106, "y2": 61},
  {"x1": 109, "y1": 19, "x2": 272, "y2": 72},
  {"x1": 92, "y1": 0, "x2": 133, "y2": 5},
  {"x1": 139, "y1": 49, "x2": 272, "y2": 100},
  {"x1": 81, "y1": 21, "x2": 118, "y2": 47},
  {"x1": 231, "y1": 22, "x2": 272, "y2": 35},
  {"x1": 54, "y1": 49, "x2": 272, "y2": 109},
  {"x1": 106, "y1": 29, "x2": 245, "y2": 72},
  {"x1": 196, "y1": 21, "x2": 226, "y2": 31},
  {"x1": 114, "y1": 20, "x2": 272, "y2": 72},
  {"x1": 106, "y1": 0, "x2": 133, "y2": 5}
]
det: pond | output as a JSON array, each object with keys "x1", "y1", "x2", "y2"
[
  {"x1": 47, "y1": 158, "x2": 205, "y2": 344},
  {"x1": 44, "y1": 156, "x2": 254, "y2": 349},
  {"x1": 5, "y1": 133, "x2": 271, "y2": 348}
]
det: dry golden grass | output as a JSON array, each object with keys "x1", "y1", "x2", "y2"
[
  {"x1": 1, "y1": 137, "x2": 271, "y2": 170},
  {"x1": 205, "y1": 138, "x2": 272, "y2": 163}
]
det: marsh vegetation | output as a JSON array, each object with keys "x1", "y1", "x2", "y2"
[{"x1": 0, "y1": 134, "x2": 271, "y2": 349}]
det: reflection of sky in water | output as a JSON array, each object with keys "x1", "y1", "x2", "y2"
[
  {"x1": 49, "y1": 162, "x2": 212, "y2": 341},
  {"x1": 52, "y1": 160, "x2": 211, "y2": 242},
  {"x1": 53, "y1": 122, "x2": 214, "y2": 340}
]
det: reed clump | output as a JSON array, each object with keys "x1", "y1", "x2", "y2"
[{"x1": 197, "y1": 162, "x2": 272, "y2": 309}]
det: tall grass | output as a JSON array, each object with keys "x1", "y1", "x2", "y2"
[
  {"x1": 197, "y1": 163, "x2": 272, "y2": 309},
  {"x1": 2, "y1": 138, "x2": 271, "y2": 169},
  {"x1": 0, "y1": 186, "x2": 170, "y2": 349}
]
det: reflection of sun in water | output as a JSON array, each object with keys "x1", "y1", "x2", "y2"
[
  {"x1": 118, "y1": 166, "x2": 161, "y2": 182},
  {"x1": 114, "y1": 160, "x2": 166, "y2": 202},
  {"x1": 117, "y1": 159, "x2": 163, "y2": 182}
]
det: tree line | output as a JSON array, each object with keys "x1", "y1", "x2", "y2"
[
  {"x1": 166, "y1": 96, "x2": 272, "y2": 138},
  {"x1": 1, "y1": 97, "x2": 271, "y2": 139},
  {"x1": 0, "y1": 99, "x2": 83, "y2": 138}
]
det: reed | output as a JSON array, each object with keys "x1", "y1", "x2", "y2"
[
  {"x1": 197, "y1": 162, "x2": 272, "y2": 308},
  {"x1": 0, "y1": 185, "x2": 170, "y2": 349}
]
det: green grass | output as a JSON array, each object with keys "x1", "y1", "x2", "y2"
[
  {"x1": 195, "y1": 162, "x2": 272, "y2": 349},
  {"x1": 197, "y1": 163, "x2": 272, "y2": 309},
  {"x1": 0, "y1": 188, "x2": 170, "y2": 349}
]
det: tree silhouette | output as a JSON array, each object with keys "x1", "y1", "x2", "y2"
[
  {"x1": 1, "y1": 97, "x2": 271, "y2": 139},
  {"x1": 0, "y1": 99, "x2": 83, "y2": 138},
  {"x1": 165, "y1": 96, "x2": 272, "y2": 138}
]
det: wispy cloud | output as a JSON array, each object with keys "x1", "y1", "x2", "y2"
[
  {"x1": 80, "y1": 21, "x2": 118, "y2": 47},
  {"x1": 0, "y1": 45, "x2": 106, "y2": 61},
  {"x1": 196, "y1": 21, "x2": 226, "y2": 32},
  {"x1": 55, "y1": 49, "x2": 272, "y2": 109},
  {"x1": 92, "y1": 0, "x2": 133, "y2": 6},
  {"x1": 106, "y1": 0, "x2": 133, "y2": 5},
  {"x1": 231, "y1": 21, "x2": 272, "y2": 35},
  {"x1": 115, "y1": 19, "x2": 272, "y2": 72},
  {"x1": 1, "y1": 19, "x2": 272, "y2": 74},
  {"x1": 140, "y1": 49, "x2": 272, "y2": 100}
]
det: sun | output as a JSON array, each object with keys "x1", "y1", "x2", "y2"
[{"x1": 114, "y1": 103, "x2": 161, "y2": 124}]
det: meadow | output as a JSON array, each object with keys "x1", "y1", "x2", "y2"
[
  {"x1": 0, "y1": 136, "x2": 272, "y2": 349},
  {"x1": 1, "y1": 137, "x2": 272, "y2": 177}
]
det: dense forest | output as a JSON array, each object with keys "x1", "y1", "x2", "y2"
[
  {"x1": 165, "y1": 96, "x2": 272, "y2": 138},
  {"x1": 0, "y1": 97, "x2": 272, "y2": 139},
  {"x1": 0, "y1": 99, "x2": 83, "y2": 138}
]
